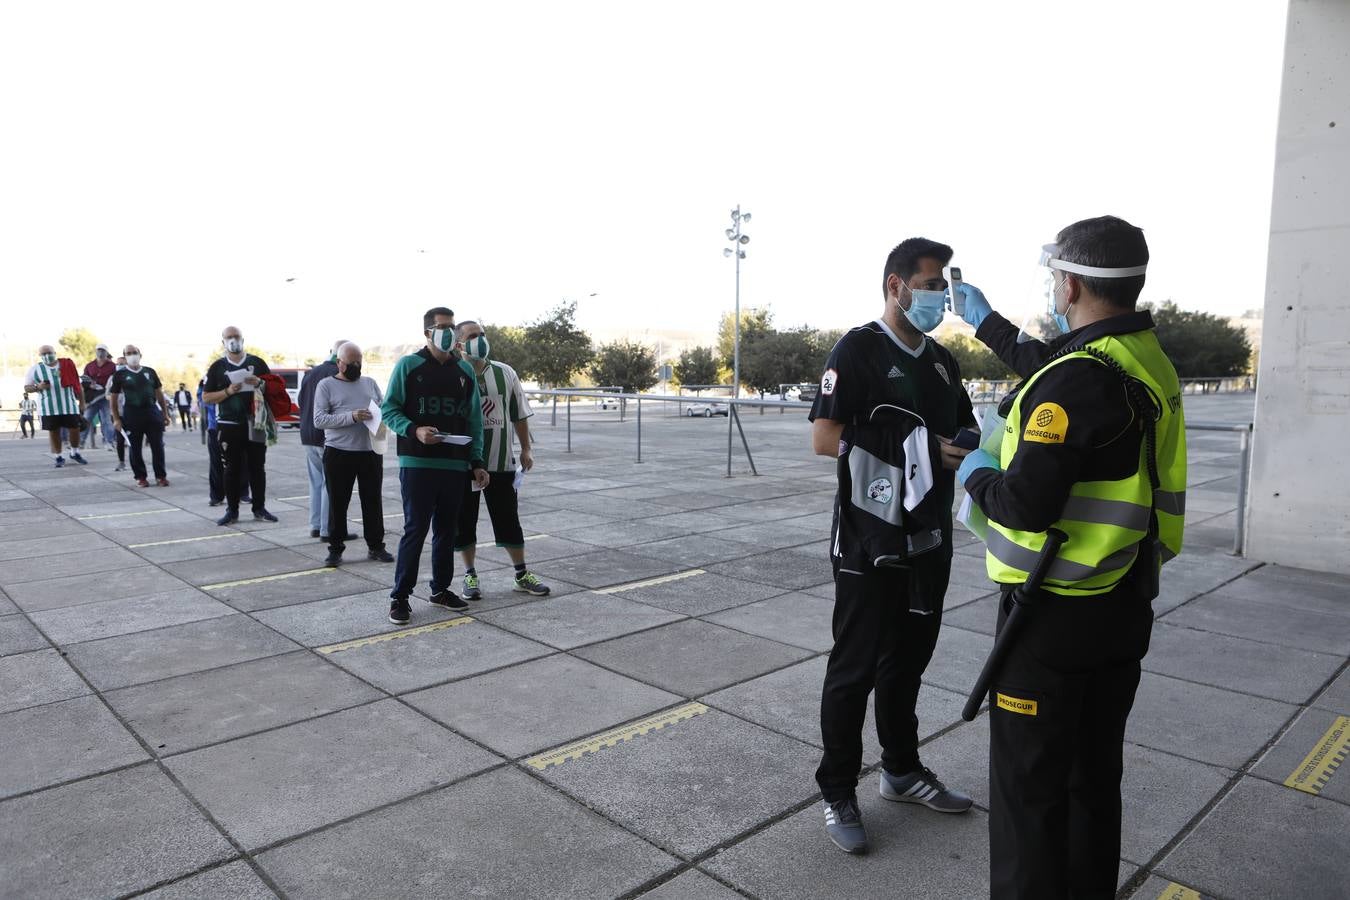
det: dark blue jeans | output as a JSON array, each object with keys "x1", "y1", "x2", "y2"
[{"x1": 391, "y1": 466, "x2": 468, "y2": 600}]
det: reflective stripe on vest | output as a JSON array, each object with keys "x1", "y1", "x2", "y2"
[{"x1": 984, "y1": 329, "x2": 1187, "y2": 597}]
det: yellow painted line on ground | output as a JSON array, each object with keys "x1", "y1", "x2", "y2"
[
  {"x1": 594, "y1": 568, "x2": 705, "y2": 594},
  {"x1": 201, "y1": 567, "x2": 331, "y2": 591},
  {"x1": 316, "y1": 616, "x2": 474, "y2": 654},
  {"x1": 78, "y1": 507, "x2": 178, "y2": 521},
  {"x1": 130, "y1": 532, "x2": 250, "y2": 548},
  {"x1": 476, "y1": 533, "x2": 548, "y2": 549},
  {"x1": 1155, "y1": 884, "x2": 1201, "y2": 900},
  {"x1": 1284, "y1": 714, "x2": 1350, "y2": 796},
  {"x1": 525, "y1": 702, "x2": 709, "y2": 771},
  {"x1": 277, "y1": 495, "x2": 310, "y2": 501}
]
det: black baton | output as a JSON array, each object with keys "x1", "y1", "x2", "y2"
[{"x1": 961, "y1": 528, "x2": 1068, "y2": 721}]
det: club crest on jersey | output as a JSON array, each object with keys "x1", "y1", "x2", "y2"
[
  {"x1": 821, "y1": 368, "x2": 838, "y2": 396},
  {"x1": 933, "y1": 362, "x2": 950, "y2": 385},
  {"x1": 866, "y1": 477, "x2": 894, "y2": 505}
]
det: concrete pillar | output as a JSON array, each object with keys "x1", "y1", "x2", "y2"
[{"x1": 1247, "y1": 0, "x2": 1350, "y2": 573}]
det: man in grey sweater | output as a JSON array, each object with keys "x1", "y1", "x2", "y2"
[{"x1": 313, "y1": 342, "x2": 394, "y2": 567}]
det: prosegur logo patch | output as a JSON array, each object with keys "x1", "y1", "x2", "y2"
[
  {"x1": 996, "y1": 693, "x2": 1038, "y2": 716},
  {"x1": 1023, "y1": 402, "x2": 1068, "y2": 445}
]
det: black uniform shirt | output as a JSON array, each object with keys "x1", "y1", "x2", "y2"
[
  {"x1": 204, "y1": 355, "x2": 272, "y2": 426},
  {"x1": 964, "y1": 311, "x2": 1156, "y2": 533},
  {"x1": 811, "y1": 320, "x2": 976, "y2": 551}
]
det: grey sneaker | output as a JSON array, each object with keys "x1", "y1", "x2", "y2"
[
  {"x1": 879, "y1": 766, "x2": 973, "y2": 813},
  {"x1": 462, "y1": 572, "x2": 481, "y2": 600},
  {"x1": 513, "y1": 572, "x2": 551, "y2": 596},
  {"x1": 822, "y1": 798, "x2": 868, "y2": 854}
]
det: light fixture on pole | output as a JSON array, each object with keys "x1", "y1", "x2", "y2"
[{"x1": 723, "y1": 206, "x2": 750, "y2": 399}]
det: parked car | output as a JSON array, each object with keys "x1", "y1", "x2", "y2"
[
  {"x1": 597, "y1": 397, "x2": 621, "y2": 410},
  {"x1": 685, "y1": 401, "x2": 728, "y2": 418},
  {"x1": 274, "y1": 367, "x2": 309, "y2": 429}
]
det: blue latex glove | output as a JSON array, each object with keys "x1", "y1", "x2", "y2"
[
  {"x1": 957, "y1": 447, "x2": 998, "y2": 486},
  {"x1": 956, "y1": 283, "x2": 993, "y2": 330}
]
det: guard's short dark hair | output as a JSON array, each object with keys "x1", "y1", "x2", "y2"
[
  {"x1": 1055, "y1": 216, "x2": 1148, "y2": 309},
  {"x1": 882, "y1": 238, "x2": 954, "y2": 298},
  {"x1": 423, "y1": 307, "x2": 455, "y2": 330}
]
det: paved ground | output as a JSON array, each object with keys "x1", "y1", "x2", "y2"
[{"x1": 1, "y1": 393, "x2": 1346, "y2": 899}]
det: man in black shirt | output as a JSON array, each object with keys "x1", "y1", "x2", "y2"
[
  {"x1": 173, "y1": 383, "x2": 193, "y2": 430},
  {"x1": 109, "y1": 344, "x2": 172, "y2": 487},
  {"x1": 202, "y1": 325, "x2": 278, "y2": 525},
  {"x1": 809, "y1": 237, "x2": 977, "y2": 855}
]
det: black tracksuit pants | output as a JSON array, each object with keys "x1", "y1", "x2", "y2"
[
  {"x1": 217, "y1": 423, "x2": 266, "y2": 513},
  {"x1": 816, "y1": 561, "x2": 948, "y2": 802},
  {"x1": 324, "y1": 447, "x2": 384, "y2": 554},
  {"x1": 988, "y1": 581, "x2": 1153, "y2": 900}
]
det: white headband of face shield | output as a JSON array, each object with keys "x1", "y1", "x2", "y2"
[{"x1": 1040, "y1": 243, "x2": 1147, "y2": 278}]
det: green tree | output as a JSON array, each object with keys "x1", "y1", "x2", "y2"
[
  {"x1": 483, "y1": 324, "x2": 531, "y2": 375},
  {"x1": 524, "y1": 301, "x2": 593, "y2": 387},
  {"x1": 58, "y1": 327, "x2": 100, "y2": 362},
  {"x1": 941, "y1": 333, "x2": 1013, "y2": 380},
  {"x1": 740, "y1": 326, "x2": 821, "y2": 395},
  {"x1": 589, "y1": 340, "x2": 659, "y2": 393},
  {"x1": 1144, "y1": 301, "x2": 1252, "y2": 377},
  {"x1": 673, "y1": 346, "x2": 719, "y2": 388},
  {"x1": 717, "y1": 307, "x2": 772, "y2": 362}
]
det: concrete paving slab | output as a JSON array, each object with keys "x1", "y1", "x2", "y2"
[
  {"x1": 1122, "y1": 875, "x2": 1213, "y2": 900},
  {"x1": 321, "y1": 618, "x2": 553, "y2": 693},
  {"x1": 532, "y1": 549, "x2": 681, "y2": 589},
  {"x1": 708, "y1": 547, "x2": 833, "y2": 591},
  {"x1": 0, "y1": 592, "x2": 16, "y2": 616},
  {"x1": 536, "y1": 705, "x2": 819, "y2": 858},
  {"x1": 74, "y1": 508, "x2": 207, "y2": 533},
  {"x1": 1160, "y1": 590, "x2": 1350, "y2": 655},
  {"x1": 0, "y1": 694, "x2": 147, "y2": 798},
  {"x1": 565, "y1": 519, "x2": 693, "y2": 549},
  {"x1": 469, "y1": 534, "x2": 598, "y2": 565},
  {"x1": 407, "y1": 654, "x2": 681, "y2": 758},
  {"x1": 0, "y1": 764, "x2": 235, "y2": 900},
  {"x1": 0, "y1": 613, "x2": 49, "y2": 656},
  {"x1": 0, "y1": 519, "x2": 90, "y2": 542},
  {"x1": 138, "y1": 860, "x2": 276, "y2": 900},
  {"x1": 129, "y1": 531, "x2": 278, "y2": 564},
  {"x1": 943, "y1": 593, "x2": 1000, "y2": 635},
  {"x1": 637, "y1": 869, "x2": 742, "y2": 899},
  {"x1": 703, "y1": 771, "x2": 991, "y2": 898},
  {"x1": 5, "y1": 564, "x2": 191, "y2": 612},
  {"x1": 252, "y1": 588, "x2": 460, "y2": 647},
  {"x1": 0, "y1": 530, "x2": 114, "y2": 562},
  {"x1": 476, "y1": 591, "x2": 684, "y2": 650},
  {"x1": 166, "y1": 698, "x2": 501, "y2": 849},
  {"x1": 575, "y1": 619, "x2": 813, "y2": 697},
  {"x1": 67, "y1": 613, "x2": 300, "y2": 690},
  {"x1": 615, "y1": 571, "x2": 786, "y2": 616},
  {"x1": 256, "y1": 766, "x2": 675, "y2": 899},
  {"x1": 921, "y1": 624, "x2": 994, "y2": 695},
  {"x1": 207, "y1": 567, "x2": 381, "y2": 612},
  {"x1": 1155, "y1": 776, "x2": 1350, "y2": 900},
  {"x1": 0, "y1": 647, "x2": 91, "y2": 714},
  {"x1": 29, "y1": 588, "x2": 234, "y2": 645},
  {"x1": 0, "y1": 498, "x2": 47, "y2": 512},
  {"x1": 1204, "y1": 565, "x2": 1350, "y2": 617},
  {"x1": 166, "y1": 546, "x2": 321, "y2": 587},
  {"x1": 106, "y1": 650, "x2": 384, "y2": 755},
  {"x1": 1251, "y1": 707, "x2": 1350, "y2": 804},
  {"x1": 627, "y1": 533, "x2": 764, "y2": 568},
  {"x1": 1127, "y1": 672, "x2": 1298, "y2": 769},
  {"x1": 515, "y1": 509, "x2": 618, "y2": 535},
  {"x1": 1143, "y1": 621, "x2": 1344, "y2": 704},
  {"x1": 0, "y1": 545, "x2": 144, "y2": 587},
  {"x1": 703, "y1": 591, "x2": 835, "y2": 652},
  {"x1": 640, "y1": 510, "x2": 747, "y2": 535},
  {"x1": 1314, "y1": 667, "x2": 1350, "y2": 714}
]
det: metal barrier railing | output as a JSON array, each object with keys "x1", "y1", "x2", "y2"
[{"x1": 1186, "y1": 421, "x2": 1252, "y2": 556}]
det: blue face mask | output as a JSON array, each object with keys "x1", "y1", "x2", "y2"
[
  {"x1": 1049, "y1": 276, "x2": 1072, "y2": 334},
  {"x1": 902, "y1": 285, "x2": 947, "y2": 333}
]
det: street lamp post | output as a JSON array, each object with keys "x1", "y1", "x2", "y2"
[{"x1": 722, "y1": 207, "x2": 751, "y2": 398}]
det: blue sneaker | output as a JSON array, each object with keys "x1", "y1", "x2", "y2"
[
  {"x1": 70, "y1": 452, "x2": 88, "y2": 465},
  {"x1": 822, "y1": 798, "x2": 868, "y2": 854},
  {"x1": 879, "y1": 766, "x2": 972, "y2": 813},
  {"x1": 53, "y1": 456, "x2": 66, "y2": 468}
]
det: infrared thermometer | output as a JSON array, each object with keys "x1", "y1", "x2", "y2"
[{"x1": 944, "y1": 266, "x2": 964, "y2": 316}]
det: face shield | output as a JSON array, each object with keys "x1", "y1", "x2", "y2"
[{"x1": 1014, "y1": 242, "x2": 1149, "y2": 341}]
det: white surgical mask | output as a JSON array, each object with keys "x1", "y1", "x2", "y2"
[
  {"x1": 223, "y1": 337, "x2": 243, "y2": 354},
  {"x1": 125, "y1": 354, "x2": 142, "y2": 368}
]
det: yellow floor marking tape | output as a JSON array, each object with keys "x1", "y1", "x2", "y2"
[
  {"x1": 317, "y1": 616, "x2": 474, "y2": 654},
  {"x1": 594, "y1": 568, "x2": 705, "y2": 595},
  {"x1": 477, "y1": 534, "x2": 547, "y2": 549},
  {"x1": 130, "y1": 532, "x2": 249, "y2": 548},
  {"x1": 525, "y1": 702, "x2": 709, "y2": 771},
  {"x1": 1155, "y1": 884, "x2": 1201, "y2": 900},
  {"x1": 78, "y1": 508, "x2": 178, "y2": 521},
  {"x1": 276, "y1": 495, "x2": 310, "y2": 501},
  {"x1": 201, "y1": 567, "x2": 332, "y2": 591},
  {"x1": 1284, "y1": 714, "x2": 1350, "y2": 795}
]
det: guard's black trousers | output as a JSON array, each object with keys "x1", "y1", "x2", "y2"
[
  {"x1": 989, "y1": 583, "x2": 1153, "y2": 900},
  {"x1": 816, "y1": 562, "x2": 948, "y2": 802}
]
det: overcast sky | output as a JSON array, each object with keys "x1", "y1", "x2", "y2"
[{"x1": 2, "y1": 1, "x2": 1288, "y2": 360}]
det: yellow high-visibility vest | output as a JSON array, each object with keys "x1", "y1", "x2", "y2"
[{"x1": 985, "y1": 329, "x2": 1187, "y2": 596}]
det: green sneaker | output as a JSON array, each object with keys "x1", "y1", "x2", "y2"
[
  {"x1": 513, "y1": 572, "x2": 551, "y2": 596},
  {"x1": 462, "y1": 572, "x2": 481, "y2": 600}
]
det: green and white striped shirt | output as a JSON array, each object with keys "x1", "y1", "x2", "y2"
[
  {"x1": 474, "y1": 361, "x2": 532, "y2": 473},
  {"x1": 27, "y1": 361, "x2": 80, "y2": 416}
]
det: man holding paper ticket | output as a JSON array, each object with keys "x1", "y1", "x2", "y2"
[
  {"x1": 313, "y1": 342, "x2": 393, "y2": 568},
  {"x1": 381, "y1": 307, "x2": 489, "y2": 625}
]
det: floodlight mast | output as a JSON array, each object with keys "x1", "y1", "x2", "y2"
[{"x1": 724, "y1": 205, "x2": 751, "y2": 400}]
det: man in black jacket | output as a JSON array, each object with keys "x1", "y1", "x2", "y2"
[{"x1": 297, "y1": 341, "x2": 345, "y2": 540}]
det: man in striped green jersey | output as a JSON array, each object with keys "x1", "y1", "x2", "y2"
[
  {"x1": 453, "y1": 321, "x2": 550, "y2": 598},
  {"x1": 24, "y1": 344, "x2": 87, "y2": 468}
]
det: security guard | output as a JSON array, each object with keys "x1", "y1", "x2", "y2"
[
  {"x1": 810, "y1": 237, "x2": 978, "y2": 855},
  {"x1": 955, "y1": 216, "x2": 1186, "y2": 899}
]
